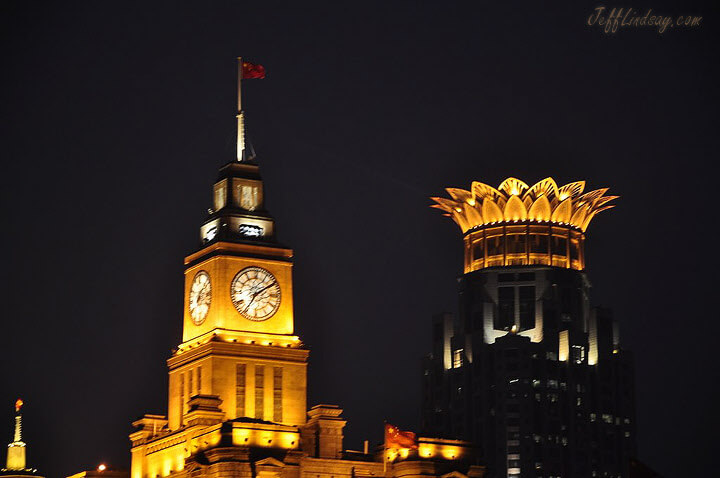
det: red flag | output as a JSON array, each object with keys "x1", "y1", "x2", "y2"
[
  {"x1": 385, "y1": 423, "x2": 417, "y2": 449},
  {"x1": 242, "y1": 61, "x2": 266, "y2": 79}
]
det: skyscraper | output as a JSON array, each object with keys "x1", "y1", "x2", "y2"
[{"x1": 422, "y1": 178, "x2": 636, "y2": 477}]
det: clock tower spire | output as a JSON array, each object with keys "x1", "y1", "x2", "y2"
[{"x1": 161, "y1": 60, "x2": 306, "y2": 436}]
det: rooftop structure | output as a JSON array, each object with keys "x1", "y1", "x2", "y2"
[{"x1": 431, "y1": 178, "x2": 617, "y2": 272}]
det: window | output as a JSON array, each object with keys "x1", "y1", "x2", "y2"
[
  {"x1": 472, "y1": 310, "x2": 484, "y2": 331},
  {"x1": 234, "y1": 182, "x2": 260, "y2": 211},
  {"x1": 213, "y1": 181, "x2": 227, "y2": 210},
  {"x1": 453, "y1": 349, "x2": 464, "y2": 368},
  {"x1": 552, "y1": 235, "x2": 567, "y2": 256},
  {"x1": 572, "y1": 345, "x2": 585, "y2": 364},
  {"x1": 570, "y1": 239, "x2": 580, "y2": 261},
  {"x1": 255, "y1": 365, "x2": 265, "y2": 419},
  {"x1": 519, "y1": 286, "x2": 536, "y2": 330},
  {"x1": 487, "y1": 235, "x2": 504, "y2": 256},
  {"x1": 433, "y1": 323, "x2": 443, "y2": 342},
  {"x1": 529, "y1": 234, "x2": 548, "y2": 254},
  {"x1": 197, "y1": 366, "x2": 202, "y2": 394},
  {"x1": 473, "y1": 239, "x2": 485, "y2": 261},
  {"x1": 236, "y1": 364, "x2": 246, "y2": 417},
  {"x1": 506, "y1": 234, "x2": 525, "y2": 254},
  {"x1": 273, "y1": 367, "x2": 283, "y2": 422},
  {"x1": 497, "y1": 287, "x2": 515, "y2": 329},
  {"x1": 188, "y1": 370, "x2": 193, "y2": 399},
  {"x1": 179, "y1": 372, "x2": 185, "y2": 425}
]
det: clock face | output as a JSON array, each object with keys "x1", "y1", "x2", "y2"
[
  {"x1": 230, "y1": 267, "x2": 281, "y2": 321},
  {"x1": 189, "y1": 271, "x2": 212, "y2": 325}
]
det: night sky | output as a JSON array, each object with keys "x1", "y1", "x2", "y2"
[{"x1": 1, "y1": 1, "x2": 717, "y2": 477}]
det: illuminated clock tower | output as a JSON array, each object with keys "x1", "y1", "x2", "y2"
[
  {"x1": 130, "y1": 60, "x2": 308, "y2": 478},
  {"x1": 168, "y1": 156, "x2": 307, "y2": 430}
]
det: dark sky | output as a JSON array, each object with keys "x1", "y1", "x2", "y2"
[{"x1": 1, "y1": 1, "x2": 717, "y2": 477}]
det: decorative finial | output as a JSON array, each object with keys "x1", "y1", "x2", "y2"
[{"x1": 15, "y1": 399, "x2": 23, "y2": 413}]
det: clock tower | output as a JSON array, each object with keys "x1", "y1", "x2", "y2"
[
  {"x1": 130, "y1": 60, "x2": 308, "y2": 478},
  {"x1": 168, "y1": 156, "x2": 307, "y2": 430}
]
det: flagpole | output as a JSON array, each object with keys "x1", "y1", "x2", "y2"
[
  {"x1": 236, "y1": 56, "x2": 245, "y2": 162},
  {"x1": 383, "y1": 443, "x2": 387, "y2": 475},
  {"x1": 383, "y1": 421, "x2": 387, "y2": 475}
]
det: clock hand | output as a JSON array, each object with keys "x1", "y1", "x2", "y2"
[
  {"x1": 254, "y1": 282, "x2": 275, "y2": 296},
  {"x1": 242, "y1": 281, "x2": 276, "y2": 314}
]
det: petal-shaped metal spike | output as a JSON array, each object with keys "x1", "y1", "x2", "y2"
[
  {"x1": 498, "y1": 178, "x2": 530, "y2": 197},
  {"x1": 557, "y1": 181, "x2": 586, "y2": 200},
  {"x1": 524, "y1": 177, "x2": 559, "y2": 201}
]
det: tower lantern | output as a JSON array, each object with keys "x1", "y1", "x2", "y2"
[{"x1": 431, "y1": 177, "x2": 617, "y2": 273}]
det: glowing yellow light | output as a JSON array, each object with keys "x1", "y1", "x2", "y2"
[
  {"x1": 511, "y1": 325, "x2": 518, "y2": 334},
  {"x1": 440, "y1": 446, "x2": 461, "y2": 459},
  {"x1": 98, "y1": 464, "x2": 107, "y2": 472},
  {"x1": 431, "y1": 177, "x2": 616, "y2": 236},
  {"x1": 418, "y1": 444, "x2": 434, "y2": 457}
]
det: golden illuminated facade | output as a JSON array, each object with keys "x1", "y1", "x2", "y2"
[
  {"x1": 128, "y1": 60, "x2": 485, "y2": 478},
  {"x1": 431, "y1": 178, "x2": 617, "y2": 273}
]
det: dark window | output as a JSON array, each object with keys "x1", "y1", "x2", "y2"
[
  {"x1": 519, "y1": 286, "x2": 536, "y2": 330},
  {"x1": 487, "y1": 235, "x2": 504, "y2": 256},
  {"x1": 273, "y1": 367, "x2": 283, "y2": 422},
  {"x1": 472, "y1": 310, "x2": 484, "y2": 331},
  {"x1": 529, "y1": 234, "x2": 548, "y2": 254},
  {"x1": 236, "y1": 364, "x2": 246, "y2": 417},
  {"x1": 473, "y1": 239, "x2": 485, "y2": 261},
  {"x1": 518, "y1": 272, "x2": 535, "y2": 281},
  {"x1": 433, "y1": 323, "x2": 443, "y2": 342},
  {"x1": 570, "y1": 239, "x2": 580, "y2": 261},
  {"x1": 499, "y1": 273, "x2": 515, "y2": 282},
  {"x1": 506, "y1": 234, "x2": 526, "y2": 254},
  {"x1": 497, "y1": 287, "x2": 515, "y2": 330},
  {"x1": 255, "y1": 365, "x2": 264, "y2": 419},
  {"x1": 552, "y1": 236, "x2": 567, "y2": 256}
]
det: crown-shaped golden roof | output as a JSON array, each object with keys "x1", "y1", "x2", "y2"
[{"x1": 431, "y1": 177, "x2": 617, "y2": 233}]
